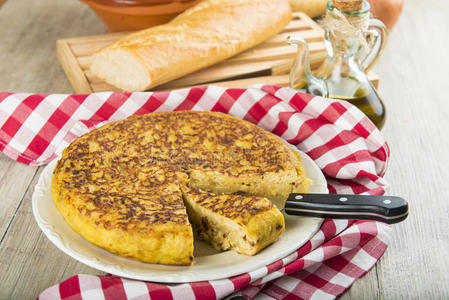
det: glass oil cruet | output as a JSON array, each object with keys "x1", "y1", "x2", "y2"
[{"x1": 287, "y1": 0, "x2": 387, "y2": 129}]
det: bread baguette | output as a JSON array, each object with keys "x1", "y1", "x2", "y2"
[
  {"x1": 90, "y1": 0, "x2": 292, "y2": 91},
  {"x1": 289, "y1": 0, "x2": 328, "y2": 17}
]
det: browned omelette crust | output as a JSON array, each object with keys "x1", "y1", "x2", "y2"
[
  {"x1": 184, "y1": 185, "x2": 273, "y2": 221},
  {"x1": 52, "y1": 111, "x2": 310, "y2": 264}
]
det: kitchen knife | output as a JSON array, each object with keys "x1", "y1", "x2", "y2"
[{"x1": 284, "y1": 193, "x2": 408, "y2": 224}]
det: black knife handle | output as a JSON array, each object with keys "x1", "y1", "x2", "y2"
[{"x1": 285, "y1": 193, "x2": 408, "y2": 224}]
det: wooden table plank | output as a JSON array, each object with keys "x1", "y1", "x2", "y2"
[
  {"x1": 0, "y1": 153, "x2": 39, "y2": 245},
  {"x1": 0, "y1": 0, "x2": 448, "y2": 299},
  {"x1": 0, "y1": 167, "x2": 101, "y2": 300},
  {"x1": 375, "y1": 0, "x2": 449, "y2": 296},
  {"x1": 0, "y1": 0, "x2": 105, "y2": 93}
]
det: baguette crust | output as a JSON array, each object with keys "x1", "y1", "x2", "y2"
[{"x1": 90, "y1": 0, "x2": 292, "y2": 91}]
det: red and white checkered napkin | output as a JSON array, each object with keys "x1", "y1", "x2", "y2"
[{"x1": 0, "y1": 85, "x2": 390, "y2": 299}]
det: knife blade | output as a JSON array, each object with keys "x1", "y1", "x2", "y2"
[{"x1": 284, "y1": 193, "x2": 408, "y2": 224}]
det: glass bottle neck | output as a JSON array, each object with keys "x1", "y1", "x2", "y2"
[
  {"x1": 324, "y1": 30, "x2": 363, "y2": 57},
  {"x1": 323, "y1": 0, "x2": 371, "y2": 58}
]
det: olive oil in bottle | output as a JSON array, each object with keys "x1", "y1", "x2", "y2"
[{"x1": 328, "y1": 77, "x2": 386, "y2": 129}]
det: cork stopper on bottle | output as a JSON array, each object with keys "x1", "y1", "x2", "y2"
[{"x1": 333, "y1": 0, "x2": 364, "y2": 12}]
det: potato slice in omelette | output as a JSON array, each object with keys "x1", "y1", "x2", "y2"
[{"x1": 182, "y1": 184, "x2": 284, "y2": 255}]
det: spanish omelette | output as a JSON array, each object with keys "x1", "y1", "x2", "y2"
[{"x1": 52, "y1": 111, "x2": 311, "y2": 265}]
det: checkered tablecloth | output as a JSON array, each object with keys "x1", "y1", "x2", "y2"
[{"x1": 0, "y1": 85, "x2": 390, "y2": 299}]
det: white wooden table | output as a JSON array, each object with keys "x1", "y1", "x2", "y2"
[{"x1": 0, "y1": 0, "x2": 448, "y2": 298}]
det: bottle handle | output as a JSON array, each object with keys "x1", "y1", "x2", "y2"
[
  {"x1": 359, "y1": 18, "x2": 387, "y2": 72},
  {"x1": 287, "y1": 36, "x2": 328, "y2": 97}
]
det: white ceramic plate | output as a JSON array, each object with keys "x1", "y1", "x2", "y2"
[{"x1": 32, "y1": 150, "x2": 327, "y2": 283}]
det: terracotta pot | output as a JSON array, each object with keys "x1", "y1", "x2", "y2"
[
  {"x1": 80, "y1": 0, "x2": 202, "y2": 32},
  {"x1": 91, "y1": 0, "x2": 197, "y2": 7},
  {"x1": 367, "y1": 0, "x2": 404, "y2": 30}
]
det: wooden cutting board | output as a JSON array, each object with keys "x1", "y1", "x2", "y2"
[{"x1": 57, "y1": 12, "x2": 378, "y2": 93}]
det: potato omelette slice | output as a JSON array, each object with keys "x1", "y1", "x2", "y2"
[
  {"x1": 181, "y1": 184, "x2": 285, "y2": 255},
  {"x1": 52, "y1": 111, "x2": 311, "y2": 265}
]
